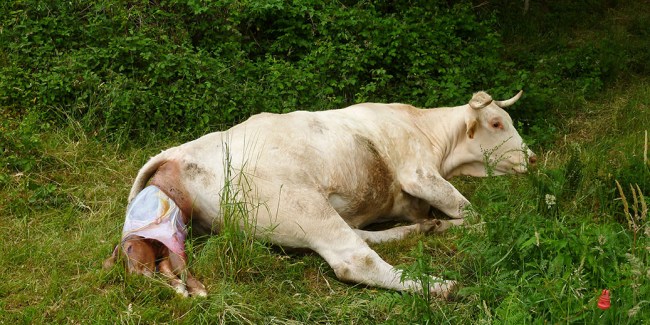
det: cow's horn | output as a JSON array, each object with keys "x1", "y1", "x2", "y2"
[
  {"x1": 495, "y1": 90, "x2": 523, "y2": 108},
  {"x1": 469, "y1": 91, "x2": 493, "y2": 110}
]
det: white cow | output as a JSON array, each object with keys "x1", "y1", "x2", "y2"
[{"x1": 108, "y1": 90, "x2": 535, "y2": 298}]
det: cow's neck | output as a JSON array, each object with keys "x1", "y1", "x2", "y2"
[{"x1": 415, "y1": 105, "x2": 476, "y2": 179}]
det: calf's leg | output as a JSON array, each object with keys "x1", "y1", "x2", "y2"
[
  {"x1": 158, "y1": 252, "x2": 189, "y2": 297},
  {"x1": 159, "y1": 247, "x2": 207, "y2": 297},
  {"x1": 103, "y1": 236, "x2": 206, "y2": 297}
]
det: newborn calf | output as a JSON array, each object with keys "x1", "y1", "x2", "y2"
[{"x1": 103, "y1": 186, "x2": 206, "y2": 297}]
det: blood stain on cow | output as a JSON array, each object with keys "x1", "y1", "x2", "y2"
[{"x1": 184, "y1": 162, "x2": 214, "y2": 187}]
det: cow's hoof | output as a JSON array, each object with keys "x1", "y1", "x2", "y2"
[
  {"x1": 460, "y1": 208, "x2": 479, "y2": 221},
  {"x1": 431, "y1": 280, "x2": 457, "y2": 300},
  {"x1": 418, "y1": 219, "x2": 442, "y2": 233},
  {"x1": 418, "y1": 219, "x2": 453, "y2": 234}
]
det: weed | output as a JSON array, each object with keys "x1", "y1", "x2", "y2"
[
  {"x1": 192, "y1": 138, "x2": 274, "y2": 285},
  {"x1": 616, "y1": 181, "x2": 647, "y2": 252}
]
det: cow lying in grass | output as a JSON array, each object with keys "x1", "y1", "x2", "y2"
[{"x1": 104, "y1": 91, "x2": 535, "y2": 298}]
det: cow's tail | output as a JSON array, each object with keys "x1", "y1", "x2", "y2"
[{"x1": 128, "y1": 149, "x2": 173, "y2": 202}]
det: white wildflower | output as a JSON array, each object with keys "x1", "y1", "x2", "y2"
[{"x1": 545, "y1": 194, "x2": 556, "y2": 209}]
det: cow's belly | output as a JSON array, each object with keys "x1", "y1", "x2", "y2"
[
  {"x1": 327, "y1": 184, "x2": 397, "y2": 229},
  {"x1": 329, "y1": 186, "x2": 432, "y2": 229},
  {"x1": 143, "y1": 119, "x2": 416, "y2": 235},
  {"x1": 247, "y1": 128, "x2": 403, "y2": 229}
]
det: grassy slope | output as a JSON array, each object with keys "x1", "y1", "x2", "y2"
[{"x1": 1, "y1": 80, "x2": 648, "y2": 323}]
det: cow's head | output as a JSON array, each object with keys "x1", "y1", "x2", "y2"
[{"x1": 459, "y1": 90, "x2": 536, "y2": 177}]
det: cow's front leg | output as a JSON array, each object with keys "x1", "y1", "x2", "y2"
[
  {"x1": 400, "y1": 169, "x2": 471, "y2": 220},
  {"x1": 354, "y1": 219, "x2": 452, "y2": 244}
]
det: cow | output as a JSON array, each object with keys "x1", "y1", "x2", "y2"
[{"x1": 104, "y1": 90, "x2": 535, "y2": 298}]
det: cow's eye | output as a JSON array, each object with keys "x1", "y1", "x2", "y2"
[{"x1": 492, "y1": 121, "x2": 502, "y2": 129}]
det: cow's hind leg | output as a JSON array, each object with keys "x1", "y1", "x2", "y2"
[
  {"x1": 314, "y1": 227, "x2": 456, "y2": 297},
  {"x1": 254, "y1": 184, "x2": 456, "y2": 297},
  {"x1": 273, "y1": 189, "x2": 456, "y2": 297}
]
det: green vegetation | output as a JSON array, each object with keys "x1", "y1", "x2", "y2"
[{"x1": 2, "y1": 0, "x2": 649, "y2": 323}]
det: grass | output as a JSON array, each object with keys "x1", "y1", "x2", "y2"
[{"x1": 1, "y1": 81, "x2": 649, "y2": 323}]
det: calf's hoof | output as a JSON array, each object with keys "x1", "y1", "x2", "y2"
[
  {"x1": 189, "y1": 287, "x2": 208, "y2": 298},
  {"x1": 187, "y1": 278, "x2": 208, "y2": 298},
  {"x1": 172, "y1": 282, "x2": 189, "y2": 298}
]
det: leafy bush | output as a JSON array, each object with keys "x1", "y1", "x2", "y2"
[
  {"x1": 3, "y1": 1, "x2": 648, "y2": 146},
  {"x1": 1, "y1": 0, "x2": 520, "y2": 140},
  {"x1": 0, "y1": 112, "x2": 44, "y2": 175}
]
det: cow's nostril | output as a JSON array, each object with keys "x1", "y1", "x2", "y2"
[{"x1": 528, "y1": 155, "x2": 537, "y2": 165}]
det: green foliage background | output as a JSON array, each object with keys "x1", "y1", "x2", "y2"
[
  {"x1": 0, "y1": 0, "x2": 504, "y2": 139},
  {"x1": 3, "y1": 0, "x2": 646, "y2": 140}
]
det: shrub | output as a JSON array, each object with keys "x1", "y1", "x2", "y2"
[
  {"x1": 1, "y1": 0, "x2": 518, "y2": 139},
  {"x1": 2, "y1": 1, "x2": 646, "y2": 145}
]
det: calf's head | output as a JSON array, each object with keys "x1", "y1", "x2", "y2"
[{"x1": 461, "y1": 90, "x2": 536, "y2": 176}]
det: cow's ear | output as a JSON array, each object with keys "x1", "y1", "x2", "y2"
[{"x1": 466, "y1": 118, "x2": 478, "y2": 139}]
